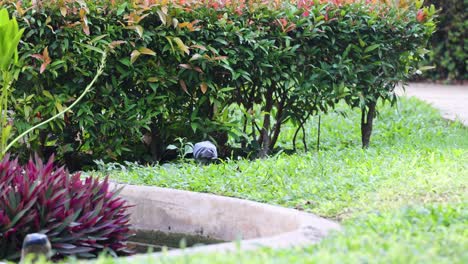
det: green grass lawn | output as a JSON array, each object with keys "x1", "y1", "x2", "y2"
[{"x1": 92, "y1": 97, "x2": 467, "y2": 263}]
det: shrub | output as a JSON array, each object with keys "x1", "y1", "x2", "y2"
[
  {"x1": 0, "y1": 155, "x2": 132, "y2": 261},
  {"x1": 0, "y1": 0, "x2": 435, "y2": 165},
  {"x1": 0, "y1": 6, "x2": 108, "y2": 162},
  {"x1": 422, "y1": 0, "x2": 466, "y2": 81}
]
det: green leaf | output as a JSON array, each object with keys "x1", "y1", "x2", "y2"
[
  {"x1": 138, "y1": 47, "x2": 156, "y2": 56},
  {"x1": 1, "y1": 124, "x2": 12, "y2": 146},
  {"x1": 43, "y1": 90, "x2": 54, "y2": 99},
  {"x1": 173, "y1": 37, "x2": 190, "y2": 55},
  {"x1": 130, "y1": 50, "x2": 140, "y2": 64},
  {"x1": 0, "y1": 9, "x2": 24, "y2": 71},
  {"x1": 90, "y1": 34, "x2": 108, "y2": 44},
  {"x1": 117, "y1": 2, "x2": 128, "y2": 15},
  {"x1": 365, "y1": 44, "x2": 380, "y2": 53},
  {"x1": 157, "y1": 10, "x2": 167, "y2": 26},
  {"x1": 78, "y1": 43, "x2": 105, "y2": 54},
  {"x1": 5, "y1": 208, "x2": 27, "y2": 230},
  {"x1": 135, "y1": 25, "x2": 144, "y2": 38},
  {"x1": 165, "y1": 36, "x2": 175, "y2": 53},
  {"x1": 166, "y1": 144, "x2": 178, "y2": 150},
  {"x1": 358, "y1": 38, "x2": 366, "y2": 48}
]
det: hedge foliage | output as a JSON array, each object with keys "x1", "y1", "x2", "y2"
[
  {"x1": 0, "y1": 0, "x2": 435, "y2": 167},
  {"x1": 423, "y1": 0, "x2": 466, "y2": 81}
]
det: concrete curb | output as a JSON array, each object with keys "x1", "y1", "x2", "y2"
[{"x1": 114, "y1": 184, "x2": 341, "y2": 260}]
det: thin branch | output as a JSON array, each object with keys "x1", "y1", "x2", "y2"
[
  {"x1": 316, "y1": 114, "x2": 321, "y2": 152},
  {"x1": 302, "y1": 123, "x2": 308, "y2": 152}
]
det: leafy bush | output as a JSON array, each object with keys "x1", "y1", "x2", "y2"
[
  {"x1": 0, "y1": 155, "x2": 132, "y2": 261},
  {"x1": 0, "y1": 0, "x2": 435, "y2": 166},
  {"x1": 0, "y1": 6, "x2": 108, "y2": 163},
  {"x1": 422, "y1": 0, "x2": 467, "y2": 81}
]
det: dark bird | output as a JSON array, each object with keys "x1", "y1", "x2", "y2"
[{"x1": 193, "y1": 141, "x2": 218, "y2": 164}]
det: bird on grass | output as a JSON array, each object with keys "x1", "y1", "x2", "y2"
[{"x1": 193, "y1": 141, "x2": 218, "y2": 164}]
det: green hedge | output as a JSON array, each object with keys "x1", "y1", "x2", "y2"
[
  {"x1": 1, "y1": 1, "x2": 434, "y2": 166},
  {"x1": 423, "y1": 0, "x2": 467, "y2": 81}
]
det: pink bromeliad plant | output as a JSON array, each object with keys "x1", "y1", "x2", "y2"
[{"x1": 0, "y1": 155, "x2": 133, "y2": 260}]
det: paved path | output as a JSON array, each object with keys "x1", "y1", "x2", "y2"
[{"x1": 398, "y1": 83, "x2": 468, "y2": 126}]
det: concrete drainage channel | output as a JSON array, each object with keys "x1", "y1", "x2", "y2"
[{"x1": 114, "y1": 184, "x2": 341, "y2": 261}]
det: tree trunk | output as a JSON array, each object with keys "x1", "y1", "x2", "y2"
[
  {"x1": 270, "y1": 97, "x2": 286, "y2": 150},
  {"x1": 149, "y1": 117, "x2": 165, "y2": 161},
  {"x1": 258, "y1": 87, "x2": 274, "y2": 158},
  {"x1": 150, "y1": 130, "x2": 164, "y2": 162},
  {"x1": 361, "y1": 101, "x2": 376, "y2": 149}
]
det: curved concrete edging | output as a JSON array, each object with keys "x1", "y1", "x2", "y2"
[
  {"x1": 397, "y1": 83, "x2": 468, "y2": 126},
  {"x1": 114, "y1": 184, "x2": 341, "y2": 260}
]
